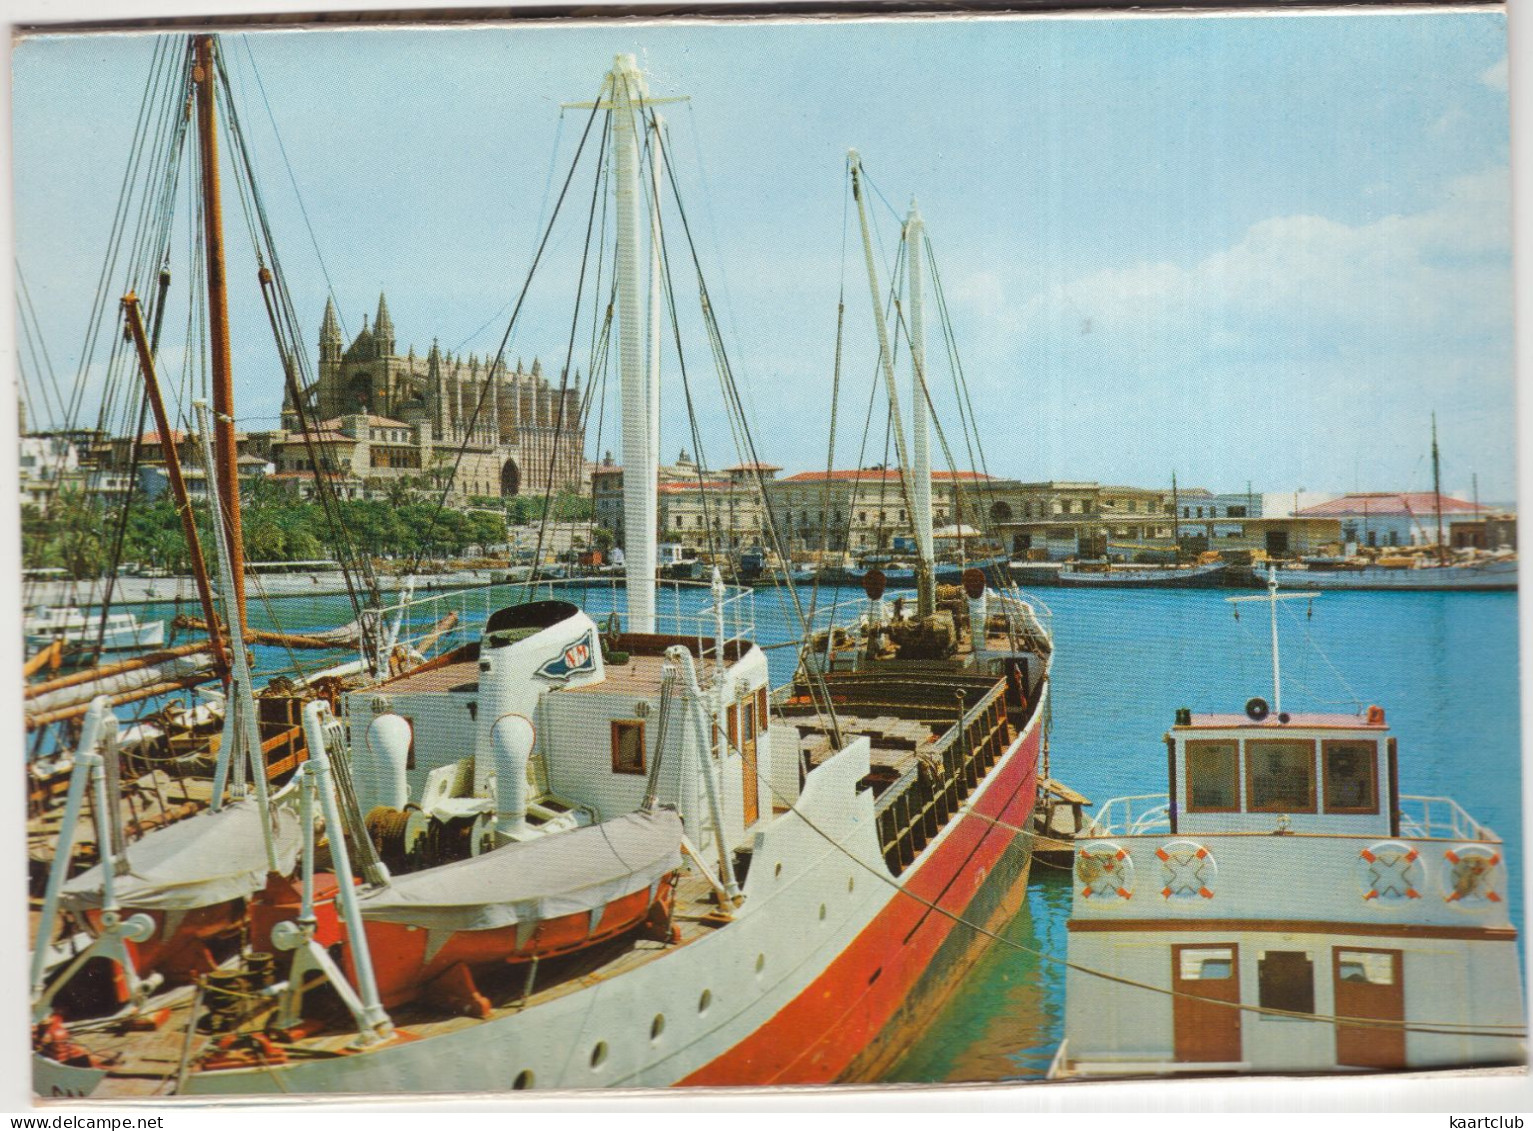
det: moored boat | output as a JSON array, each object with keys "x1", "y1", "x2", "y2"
[
  {"x1": 1055, "y1": 559, "x2": 1229, "y2": 589},
  {"x1": 25, "y1": 607, "x2": 165, "y2": 657}
]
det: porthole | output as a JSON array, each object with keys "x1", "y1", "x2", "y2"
[
  {"x1": 698, "y1": 988, "x2": 713, "y2": 1015},
  {"x1": 755, "y1": 953, "x2": 766, "y2": 974},
  {"x1": 651, "y1": 1013, "x2": 666, "y2": 1041},
  {"x1": 590, "y1": 1041, "x2": 608, "y2": 1069},
  {"x1": 513, "y1": 1069, "x2": 534, "y2": 1090},
  {"x1": 818, "y1": 903, "x2": 827, "y2": 921}
]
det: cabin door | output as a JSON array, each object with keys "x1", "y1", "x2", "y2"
[
  {"x1": 728, "y1": 702, "x2": 759, "y2": 828},
  {"x1": 1333, "y1": 948, "x2": 1405, "y2": 1068},
  {"x1": 1172, "y1": 945, "x2": 1242, "y2": 1063},
  {"x1": 739, "y1": 702, "x2": 759, "y2": 827}
]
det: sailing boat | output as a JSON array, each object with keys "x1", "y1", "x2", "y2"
[
  {"x1": 1272, "y1": 419, "x2": 1516, "y2": 591},
  {"x1": 26, "y1": 34, "x2": 455, "y2": 1077},
  {"x1": 33, "y1": 57, "x2": 1053, "y2": 1098}
]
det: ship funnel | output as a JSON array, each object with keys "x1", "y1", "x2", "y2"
[
  {"x1": 491, "y1": 714, "x2": 536, "y2": 836},
  {"x1": 965, "y1": 569, "x2": 988, "y2": 653},
  {"x1": 474, "y1": 600, "x2": 604, "y2": 795},
  {"x1": 361, "y1": 713, "x2": 412, "y2": 811}
]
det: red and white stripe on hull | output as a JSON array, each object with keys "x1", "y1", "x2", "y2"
[{"x1": 683, "y1": 714, "x2": 1043, "y2": 1086}]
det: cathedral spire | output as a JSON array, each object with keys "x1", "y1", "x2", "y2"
[
  {"x1": 374, "y1": 293, "x2": 395, "y2": 358},
  {"x1": 319, "y1": 297, "x2": 343, "y2": 363}
]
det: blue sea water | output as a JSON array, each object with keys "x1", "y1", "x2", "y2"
[{"x1": 121, "y1": 581, "x2": 1523, "y2": 1083}]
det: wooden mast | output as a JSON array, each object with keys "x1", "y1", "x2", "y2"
[{"x1": 193, "y1": 35, "x2": 245, "y2": 629}]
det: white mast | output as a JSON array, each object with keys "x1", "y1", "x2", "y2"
[
  {"x1": 647, "y1": 114, "x2": 666, "y2": 564},
  {"x1": 1226, "y1": 562, "x2": 1316, "y2": 718},
  {"x1": 611, "y1": 54, "x2": 658, "y2": 633},
  {"x1": 848, "y1": 153, "x2": 918, "y2": 579},
  {"x1": 906, "y1": 201, "x2": 936, "y2": 616}
]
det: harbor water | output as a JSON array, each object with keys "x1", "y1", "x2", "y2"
[{"x1": 88, "y1": 580, "x2": 1523, "y2": 1085}]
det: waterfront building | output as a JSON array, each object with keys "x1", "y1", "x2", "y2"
[
  {"x1": 594, "y1": 451, "x2": 776, "y2": 553},
  {"x1": 1296, "y1": 492, "x2": 1483, "y2": 549},
  {"x1": 766, "y1": 468, "x2": 995, "y2": 555}
]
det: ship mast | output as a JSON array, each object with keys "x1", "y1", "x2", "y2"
[
  {"x1": 193, "y1": 35, "x2": 246, "y2": 630},
  {"x1": 1171, "y1": 470, "x2": 1180, "y2": 562},
  {"x1": 611, "y1": 54, "x2": 659, "y2": 634},
  {"x1": 848, "y1": 153, "x2": 918, "y2": 601},
  {"x1": 1431, "y1": 413, "x2": 1446, "y2": 566},
  {"x1": 905, "y1": 202, "x2": 936, "y2": 617},
  {"x1": 1227, "y1": 563, "x2": 1316, "y2": 718}
]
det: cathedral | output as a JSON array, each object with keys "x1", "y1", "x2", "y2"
[{"x1": 281, "y1": 294, "x2": 586, "y2": 499}]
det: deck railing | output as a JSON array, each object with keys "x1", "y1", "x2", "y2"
[
  {"x1": 1397, "y1": 794, "x2": 1497, "y2": 842},
  {"x1": 1083, "y1": 792, "x2": 1497, "y2": 844},
  {"x1": 1084, "y1": 793, "x2": 1172, "y2": 838},
  {"x1": 376, "y1": 575, "x2": 759, "y2": 667}
]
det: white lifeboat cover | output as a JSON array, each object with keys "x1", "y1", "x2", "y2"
[
  {"x1": 60, "y1": 798, "x2": 301, "y2": 912},
  {"x1": 358, "y1": 809, "x2": 684, "y2": 932}
]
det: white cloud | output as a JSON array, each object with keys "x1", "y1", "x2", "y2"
[{"x1": 1010, "y1": 166, "x2": 1512, "y2": 362}]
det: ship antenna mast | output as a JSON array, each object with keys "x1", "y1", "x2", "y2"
[{"x1": 1227, "y1": 561, "x2": 1316, "y2": 717}]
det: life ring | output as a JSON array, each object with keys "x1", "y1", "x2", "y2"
[
  {"x1": 1246, "y1": 697, "x2": 1269, "y2": 722},
  {"x1": 1443, "y1": 844, "x2": 1502, "y2": 906},
  {"x1": 1360, "y1": 840, "x2": 1424, "y2": 902},
  {"x1": 1076, "y1": 842, "x2": 1135, "y2": 902},
  {"x1": 1156, "y1": 840, "x2": 1216, "y2": 901}
]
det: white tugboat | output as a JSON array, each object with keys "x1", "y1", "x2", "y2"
[{"x1": 1053, "y1": 568, "x2": 1524, "y2": 1077}]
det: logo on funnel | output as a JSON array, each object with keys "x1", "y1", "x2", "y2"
[{"x1": 535, "y1": 630, "x2": 598, "y2": 682}]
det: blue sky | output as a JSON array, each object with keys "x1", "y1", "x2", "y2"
[{"x1": 10, "y1": 10, "x2": 1515, "y2": 499}]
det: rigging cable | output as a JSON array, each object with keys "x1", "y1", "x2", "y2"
[
  {"x1": 652, "y1": 120, "x2": 846, "y2": 746},
  {"x1": 405, "y1": 87, "x2": 607, "y2": 583}
]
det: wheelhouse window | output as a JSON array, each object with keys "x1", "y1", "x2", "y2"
[
  {"x1": 1185, "y1": 740, "x2": 1239, "y2": 812},
  {"x1": 1258, "y1": 950, "x2": 1315, "y2": 1015},
  {"x1": 1322, "y1": 740, "x2": 1379, "y2": 813},
  {"x1": 611, "y1": 719, "x2": 646, "y2": 775},
  {"x1": 1245, "y1": 739, "x2": 1317, "y2": 812}
]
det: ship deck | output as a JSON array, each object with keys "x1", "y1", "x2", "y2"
[
  {"x1": 60, "y1": 867, "x2": 730, "y2": 1098},
  {"x1": 42, "y1": 618, "x2": 1048, "y2": 1097}
]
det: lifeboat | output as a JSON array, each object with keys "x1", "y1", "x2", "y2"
[
  {"x1": 49, "y1": 798, "x2": 302, "y2": 1010},
  {"x1": 253, "y1": 809, "x2": 685, "y2": 1018}
]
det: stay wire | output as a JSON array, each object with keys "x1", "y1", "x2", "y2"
[
  {"x1": 408, "y1": 88, "x2": 606, "y2": 581},
  {"x1": 526, "y1": 107, "x2": 612, "y2": 593},
  {"x1": 652, "y1": 121, "x2": 844, "y2": 745}
]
